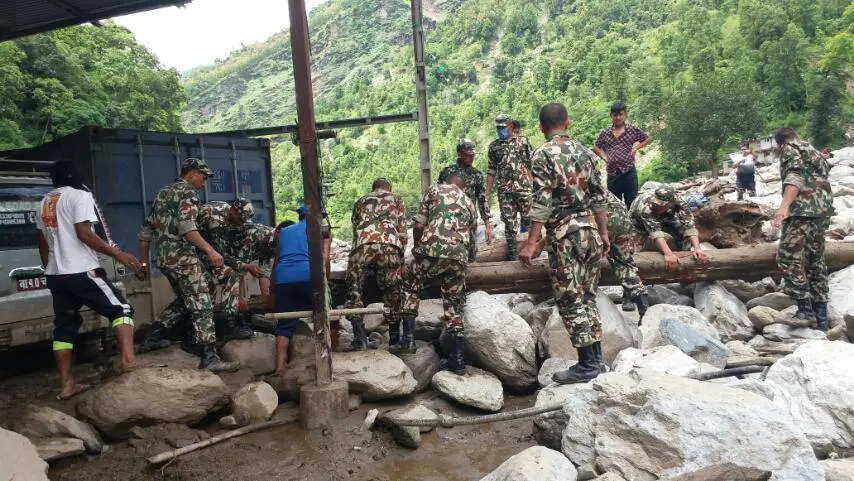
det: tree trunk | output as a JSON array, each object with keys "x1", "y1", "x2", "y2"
[{"x1": 711, "y1": 149, "x2": 720, "y2": 179}]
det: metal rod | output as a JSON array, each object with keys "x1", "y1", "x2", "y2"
[
  {"x1": 202, "y1": 113, "x2": 417, "y2": 137},
  {"x1": 410, "y1": 0, "x2": 432, "y2": 194},
  {"x1": 230, "y1": 140, "x2": 239, "y2": 199},
  {"x1": 198, "y1": 137, "x2": 209, "y2": 202},
  {"x1": 265, "y1": 306, "x2": 385, "y2": 321},
  {"x1": 289, "y1": 0, "x2": 332, "y2": 386},
  {"x1": 136, "y1": 135, "x2": 158, "y2": 323}
]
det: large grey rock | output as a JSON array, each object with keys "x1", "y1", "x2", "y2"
[
  {"x1": 763, "y1": 323, "x2": 827, "y2": 342},
  {"x1": 599, "y1": 285, "x2": 624, "y2": 303},
  {"x1": 660, "y1": 318, "x2": 729, "y2": 368},
  {"x1": 431, "y1": 367, "x2": 504, "y2": 412},
  {"x1": 830, "y1": 265, "x2": 854, "y2": 317},
  {"x1": 231, "y1": 381, "x2": 278, "y2": 423},
  {"x1": 646, "y1": 285, "x2": 693, "y2": 307},
  {"x1": 640, "y1": 304, "x2": 719, "y2": 349},
  {"x1": 532, "y1": 383, "x2": 589, "y2": 450},
  {"x1": 222, "y1": 333, "x2": 276, "y2": 375},
  {"x1": 823, "y1": 458, "x2": 854, "y2": 481},
  {"x1": 415, "y1": 298, "x2": 444, "y2": 341},
  {"x1": 725, "y1": 378, "x2": 778, "y2": 400},
  {"x1": 718, "y1": 278, "x2": 778, "y2": 303},
  {"x1": 7, "y1": 405, "x2": 103, "y2": 454},
  {"x1": 362, "y1": 302, "x2": 386, "y2": 332},
  {"x1": 748, "y1": 335, "x2": 809, "y2": 355},
  {"x1": 332, "y1": 350, "x2": 417, "y2": 400},
  {"x1": 725, "y1": 340, "x2": 759, "y2": 358},
  {"x1": 746, "y1": 292, "x2": 796, "y2": 311},
  {"x1": 32, "y1": 437, "x2": 85, "y2": 462},
  {"x1": 612, "y1": 346, "x2": 701, "y2": 377},
  {"x1": 76, "y1": 368, "x2": 229, "y2": 439},
  {"x1": 765, "y1": 340, "x2": 854, "y2": 455},
  {"x1": 694, "y1": 281, "x2": 754, "y2": 342},
  {"x1": 525, "y1": 303, "x2": 555, "y2": 340},
  {"x1": 748, "y1": 306, "x2": 788, "y2": 330},
  {"x1": 593, "y1": 474, "x2": 627, "y2": 481},
  {"x1": 537, "y1": 357, "x2": 576, "y2": 389},
  {"x1": 464, "y1": 291, "x2": 538, "y2": 392},
  {"x1": 479, "y1": 446, "x2": 578, "y2": 481},
  {"x1": 0, "y1": 428, "x2": 49, "y2": 480},
  {"x1": 561, "y1": 371, "x2": 823, "y2": 480},
  {"x1": 512, "y1": 301, "x2": 535, "y2": 320},
  {"x1": 399, "y1": 341, "x2": 441, "y2": 393},
  {"x1": 379, "y1": 404, "x2": 439, "y2": 449}
]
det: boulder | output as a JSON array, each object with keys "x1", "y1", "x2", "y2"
[
  {"x1": 332, "y1": 350, "x2": 417, "y2": 400},
  {"x1": 231, "y1": 382, "x2": 278, "y2": 423},
  {"x1": 823, "y1": 458, "x2": 854, "y2": 481},
  {"x1": 612, "y1": 346, "x2": 701, "y2": 377},
  {"x1": 745, "y1": 292, "x2": 796, "y2": 312},
  {"x1": 640, "y1": 304, "x2": 719, "y2": 349},
  {"x1": 512, "y1": 301, "x2": 535, "y2": 320},
  {"x1": 599, "y1": 286, "x2": 624, "y2": 303},
  {"x1": 525, "y1": 302, "x2": 555, "y2": 339},
  {"x1": 76, "y1": 367, "x2": 229, "y2": 439},
  {"x1": 561, "y1": 371, "x2": 823, "y2": 480},
  {"x1": 660, "y1": 319, "x2": 729, "y2": 368},
  {"x1": 830, "y1": 265, "x2": 854, "y2": 318},
  {"x1": 762, "y1": 323, "x2": 827, "y2": 342},
  {"x1": 748, "y1": 306, "x2": 789, "y2": 330},
  {"x1": 725, "y1": 340, "x2": 759, "y2": 359},
  {"x1": 532, "y1": 383, "x2": 590, "y2": 450},
  {"x1": 362, "y1": 302, "x2": 386, "y2": 332},
  {"x1": 538, "y1": 309, "x2": 575, "y2": 360},
  {"x1": 748, "y1": 335, "x2": 809, "y2": 355},
  {"x1": 221, "y1": 333, "x2": 276, "y2": 375},
  {"x1": 694, "y1": 281, "x2": 754, "y2": 342},
  {"x1": 479, "y1": 446, "x2": 578, "y2": 481},
  {"x1": 725, "y1": 378, "x2": 778, "y2": 400},
  {"x1": 718, "y1": 278, "x2": 778, "y2": 303},
  {"x1": 399, "y1": 341, "x2": 442, "y2": 393},
  {"x1": 463, "y1": 291, "x2": 538, "y2": 392},
  {"x1": 431, "y1": 367, "x2": 504, "y2": 412},
  {"x1": 32, "y1": 437, "x2": 85, "y2": 462},
  {"x1": 537, "y1": 358, "x2": 576, "y2": 389},
  {"x1": 593, "y1": 474, "x2": 628, "y2": 481},
  {"x1": 0, "y1": 428, "x2": 49, "y2": 480},
  {"x1": 7, "y1": 405, "x2": 103, "y2": 454},
  {"x1": 765, "y1": 340, "x2": 854, "y2": 455},
  {"x1": 379, "y1": 404, "x2": 439, "y2": 449},
  {"x1": 646, "y1": 285, "x2": 693, "y2": 307},
  {"x1": 831, "y1": 165, "x2": 854, "y2": 181},
  {"x1": 415, "y1": 298, "x2": 444, "y2": 341},
  {"x1": 275, "y1": 357, "x2": 316, "y2": 401}
]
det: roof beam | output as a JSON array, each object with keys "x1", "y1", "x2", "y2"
[{"x1": 44, "y1": 0, "x2": 103, "y2": 27}]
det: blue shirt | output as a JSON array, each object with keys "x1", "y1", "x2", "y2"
[{"x1": 273, "y1": 219, "x2": 310, "y2": 285}]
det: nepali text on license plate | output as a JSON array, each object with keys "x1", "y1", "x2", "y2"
[{"x1": 16, "y1": 276, "x2": 48, "y2": 292}]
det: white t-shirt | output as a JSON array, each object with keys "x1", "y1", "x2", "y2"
[{"x1": 36, "y1": 186, "x2": 101, "y2": 275}]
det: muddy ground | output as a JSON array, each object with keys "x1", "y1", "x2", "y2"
[{"x1": 0, "y1": 346, "x2": 537, "y2": 481}]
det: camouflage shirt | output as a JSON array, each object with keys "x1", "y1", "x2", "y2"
[
  {"x1": 437, "y1": 163, "x2": 490, "y2": 220},
  {"x1": 138, "y1": 178, "x2": 201, "y2": 268},
  {"x1": 233, "y1": 223, "x2": 276, "y2": 265},
  {"x1": 351, "y1": 188, "x2": 408, "y2": 252},
  {"x1": 604, "y1": 190, "x2": 636, "y2": 239},
  {"x1": 197, "y1": 201, "x2": 247, "y2": 270},
  {"x1": 412, "y1": 183, "x2": 476, "y2": 263},
  {"x1": 529, "y1": 132, "x2": 607, "y2": 239},
  {"x1": 487, "y1": 135, "x2": 534, "y2": 192},
  {"x1": 630, "y1": 190, "x2": 699, "y2": 240},
  {"x1": 780, "y1": 140, "x2": 834, "y2": 218}
]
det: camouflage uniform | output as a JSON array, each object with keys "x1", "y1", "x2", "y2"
[
  {"x1": 488, "y1": 134, "x2": 534, "y2": 258},
  {"x1": 629, "y1": 189, "x2": 699, "y2": 251},
  {"x1": 777, "y1": 140, "x2": 834, "y2": 301},
  {"x1": 138, "y1": 171, "x2": 216, "y2": 346},
  {"x1": 401, "y1": 183, "x2": 476, "y2": 333},
  {"x1": 345, "y1": 188, "x2": 408, "y2": 328},
  {"x1": 604, "y1": 190, "x2": 646, "y2": 299},
  {"x1": 438, "y1": 159, "x2": 490, "y2": 262},
  {"x1": 530, "y1": 132, "x2": 608, "y2": 348}
]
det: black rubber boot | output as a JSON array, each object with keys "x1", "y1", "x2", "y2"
[
  {"x1": 632, "y1": 292, "x2": 650, "y2": 326},
  {"x1": 387, "y1": 320, "x2": 401, "y2": 350},
  {"x1": 345, "y1": 320, "x2": 368, "y2": 352},
  {"x1": 221, "y1": 314, "x2": 254, "y2": 341},
  {"x1": 142, "y1": 323, "x2": 172, "y2": 351},
  {"x1": 389, "y1": 316, "x2": 416, "y2": 354},
  {"x1": 443, "y1": 333, "x2": 466, "y2": 375},
  {"x1": 813, "y1": 301, "x2": 829, "y2": 332},
  {"x1": 198, "y1": 344, "x2": 240, "y2": 373},
  {"x1": 794, "y1": 298, "x2": 816, "y2": 322},
  {"x1": 553, "y1": 345, "x2": 600, "y2": 385},
  {"x1": 592, "y1": 341, "x2": 608, "y2": 373},
  {"x1": 621, "y1": 286, "x2": 637, "y2": 312}
]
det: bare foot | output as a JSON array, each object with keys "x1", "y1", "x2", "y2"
[{"x1": 56, "y1": 383, "x2": 91, "y2": 401}]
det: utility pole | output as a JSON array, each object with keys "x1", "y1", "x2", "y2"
[{"x1": 411, "y1": 0, "x2": 431, "y2": 194}]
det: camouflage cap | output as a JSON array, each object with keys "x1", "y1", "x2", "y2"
[
  {"x1": 182, "y1": 157, "x2": 213, "y2": 176},
  {"x1": 494, "y1": 113, "x2": 511, "y2": 127},
  {"x1": 652, "y1": 185, "x2": 676, "y2": 207},
  {"x1": 457, "y1": 138, "x2": 477, "y2": 153},
  {"x1": 231, "y1": 198, "x2": 254, "y2": 222}
]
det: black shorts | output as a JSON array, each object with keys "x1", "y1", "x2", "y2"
[
  {"x1": 47, "y1": 268, "x2": 134, "y2": 350},
  {"x1": 273, "y1": 282, "x2": 312, "y2": 338}
]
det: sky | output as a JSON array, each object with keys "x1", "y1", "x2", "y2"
[{"x1": 114, "y1": 0, "x2": 327, "y2": 72}]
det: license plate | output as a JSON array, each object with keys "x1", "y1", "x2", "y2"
[{"x1": 15, "y1": 276, "x2": 48, "y2": 292}]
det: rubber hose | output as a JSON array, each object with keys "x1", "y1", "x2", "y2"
[
  {"x1": 389, "y1": 401, "x2": 566, "y2": 428},
  {"x1": 689, "y1": 365, "x2": 767, "y2": 381}
]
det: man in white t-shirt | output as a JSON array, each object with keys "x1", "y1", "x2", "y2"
[{"x1": 37, "y1": 161, "x2": 142, "y2": 401}]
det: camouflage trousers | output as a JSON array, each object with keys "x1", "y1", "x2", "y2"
[
  {"x1": 498, "y1": 188, "x2": 532, "y2": 258},
  {"x1": 777, "y1": 216, "x2": 830, "y2": 301},
  {"x1": 208, "y1": 265, "x2": 241, "y2": 320},
  {"x1": 608, "y1": 233, "x2": 646, "y2": 299},
  {"x1": 345, "y1": 243, "x2": 403, "y2": 326},
  {"x1": 548, "y1": 226, "x2": 603, "y2": 348},
  {"x1": 158, "y1": 262, "x2": 216, "y2": 345},
  {"x1": 401, "y1": 254, "x2": 467, "y2": 333}
]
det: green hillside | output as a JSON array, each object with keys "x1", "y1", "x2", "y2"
[{"x1": 187, "y1": 0, "x2": 853, "y2": 237}]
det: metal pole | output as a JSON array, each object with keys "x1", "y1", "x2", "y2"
[
  {"x1": 265, "y1": 306, "x2": 385, "y2": 321},
  {"x1": 410, "y1": 0, "x2": 431, "y2": 194},
  {"x1": 289, "y1": 0, "x2": 332, "y2": 386}
]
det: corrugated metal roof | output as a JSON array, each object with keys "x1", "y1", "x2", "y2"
[{"x1": 0, "y1": 0, "x2": 190, "y2": 41}]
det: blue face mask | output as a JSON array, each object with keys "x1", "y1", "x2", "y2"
[{"x1": 498, "y1": 127, "x2": 509, "y2": 140}]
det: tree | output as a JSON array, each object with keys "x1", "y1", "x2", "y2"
[{"x1": 660, "y1": 72, "x2": 765, "y2": 178}]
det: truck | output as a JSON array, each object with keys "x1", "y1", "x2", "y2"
[{"x1": 0, "y1": 126, "x2": 275, "y2": 350}]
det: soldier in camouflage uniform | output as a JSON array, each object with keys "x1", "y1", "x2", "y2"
[
  {"x1": 137, "y1": 158, "x2": 239, "y2": 373},
  {"x1": 438, "y1": 139, "x2": 491, "y2": 261},
  {"x1": 401, "y1": 173, "x2": 476, "y2": 374},
  {"x1": 773, "y1": 127, "x2": 834, "y2": 330},
  {"x1": 629, "y1": 185, "x2": 708, "y2": 272},
  {"x1": 344, "y1": 178, "x2": 408, "y2": 352},
  {"x1": 486, "y1": 114, "x2": 534, "y2": 260},
  {"x1": 519, "y1": 103, "x2": 611, "y2": 385},
  {"x1": 603, "y1": 190, "x2": 649, "y2": 319}
]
